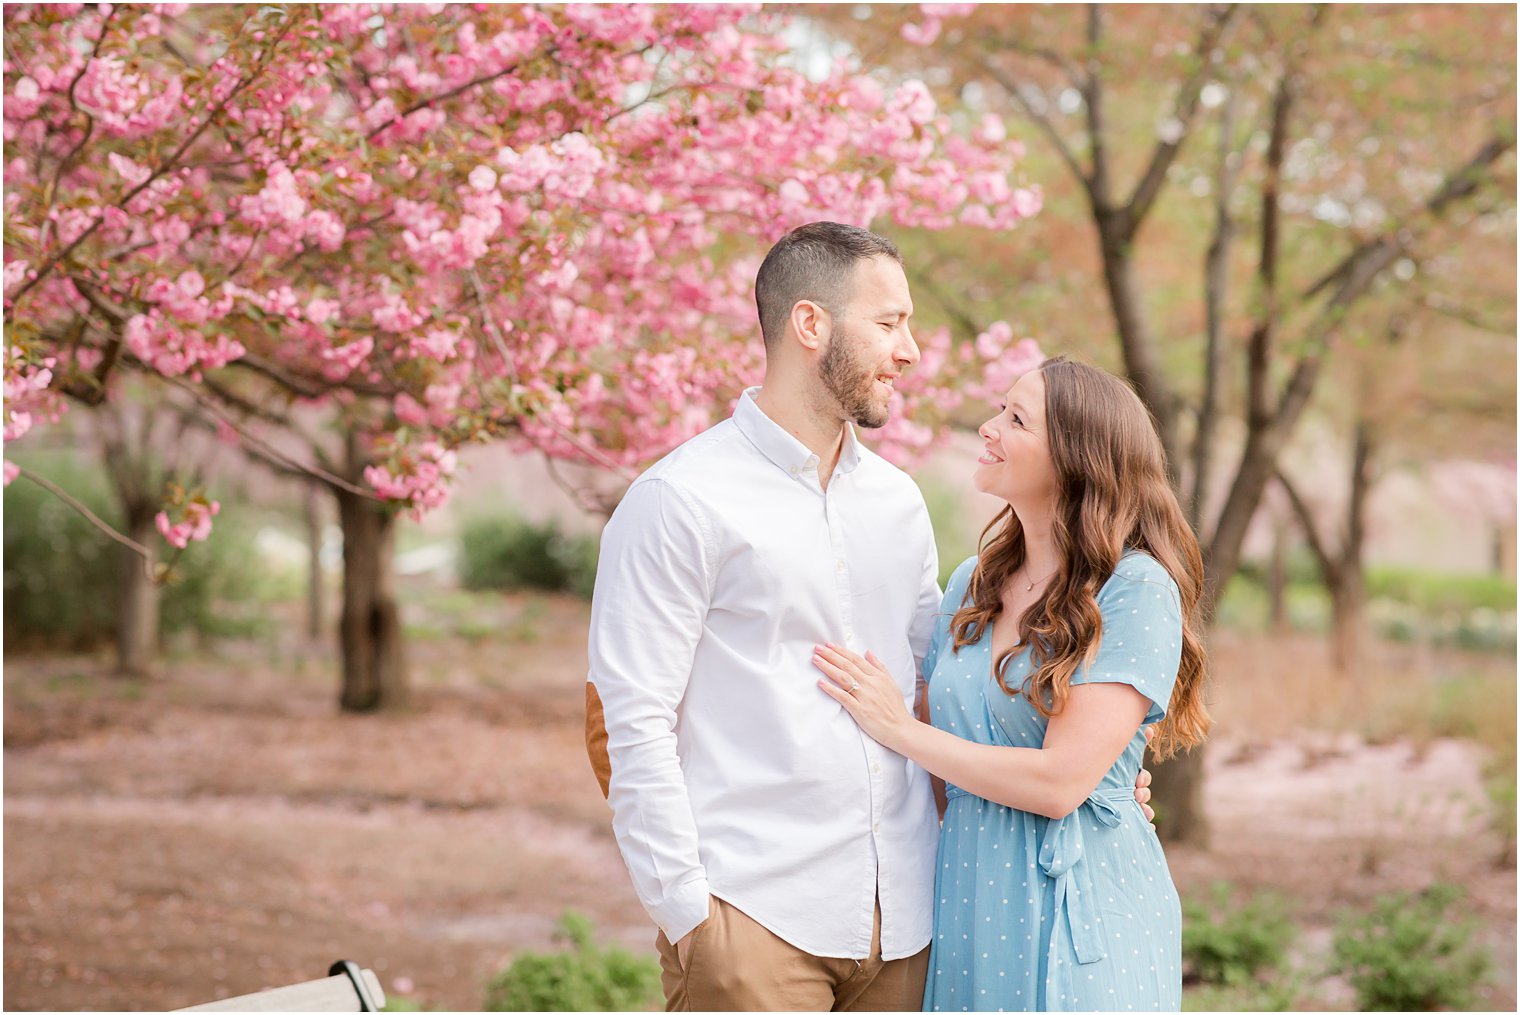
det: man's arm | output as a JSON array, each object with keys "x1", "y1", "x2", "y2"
[
  {"x1": 908, "y1": 531, "x2": 948, "y2": 818},
  {"x1": 588, "y1": 478, "x2": 714, "y2": 944}
]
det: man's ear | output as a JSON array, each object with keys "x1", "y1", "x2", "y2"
[{"x1": 789, "y1": 299, "x2": 829, "y2": 352}]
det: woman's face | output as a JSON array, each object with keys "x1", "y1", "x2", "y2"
[{"x1": 974, "y1": 369, "x2": 1058, "y2": 510}]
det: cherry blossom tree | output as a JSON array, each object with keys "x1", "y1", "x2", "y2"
[{"x1": 4, "y1": 3, "x2": 1041, "y2": 709}]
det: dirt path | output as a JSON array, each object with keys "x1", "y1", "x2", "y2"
[{"x1": 4, "y1": 599, "x2": 1514, "y2": 1011}]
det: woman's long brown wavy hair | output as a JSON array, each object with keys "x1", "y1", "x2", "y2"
[{"x1": 950, "y1": 356, "x2": 1210, "y2": 759}]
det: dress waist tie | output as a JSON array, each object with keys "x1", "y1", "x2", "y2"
[{"x1": 1038, "y1": 788, "x2": 1131, "y2": 1012}]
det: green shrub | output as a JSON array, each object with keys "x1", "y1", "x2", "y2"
[
  {"x1": 1182, "y1": 980, "x2": 1296, "y2": 1012},
  {"x1": 1235, "y1": 553, "x2": 1323, "y2": 590},
  {"x1": 1329, "y1": 884, "x2": 1491, "y2": 1011},
  {"x1": 1367, "y1": 566, "x2": 1516, "y2": 614},
  {"x1": 1181, "y1": 883, "x2": 1296, "y2": 987},
  {"x1": 1213, "y1": 572, "x2": 1331, "y2": 634},
  {"x1": 4, "y1": 452, "x2": 282, "y2": 650},
  {"x1": 1213, "y1": 574, "x2": 1270, "y2": 631},
  {"x1": 1220, "y1": 561, "x2": 1517, "y2": 649},
  {"x1": 1486, "y1": 749, "x2": 1517, "y2": 865},
  {"x1": 458, "y1": 513, "x2": 598, "y2": 599},
  {"x1": 1425, "y1": 670, "x2": 1517, "y2": 743},
  {"x1": 484, "y1": 911, "x2": 660, "y2": 1012},
  {"x1": 160, "y1": 513, "x2": 285, "y2": 641},
  {"x1": 3, "y1": 457, "x2": 120, "y2": 650}
]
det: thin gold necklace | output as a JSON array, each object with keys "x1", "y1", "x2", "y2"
[{"x1": 1019, "y1": 565, "x2": 1058, "y2": 592}]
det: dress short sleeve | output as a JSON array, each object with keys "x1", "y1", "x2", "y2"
[
  {"x1": 923, "y1": 556, "x2": 977, "y2": 685},
  {"x1": 1073, "y1": 552, "x2": 1183, "y2": 726}
]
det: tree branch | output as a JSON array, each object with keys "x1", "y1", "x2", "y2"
[
  {"x1": 170, "y1": 404, "x2": 323, "y2": 486},
  {"x1": 907, "y1": 260, "x2": 985, "y2": 339},
  {"x1": 69, "y1": 274, "x2": 131, "y2": 325},
  {"x1": 365, "y1": 45, "x2": 557, "y2": 141},
  {"x1": 8, "y1": 13, "x2": 298, "y2": 313},
  {"x1": 1084, "y1": 5, "x2": 1112, "y2": 206},
  {"x1": 199, "y1": 374, "x2": 331, "y2": 458},
  {"x1": 43, "y1": 5, "x2": 117, "y2": 224},
  {"x1": 976, "y1": 54, "x2": 1090, "y2": 187},
  {"x1": 463, "y1": 268, "x2": 641, "y2": 484},
  {"x1": 223, "y1": 349, "x2": 391, "y2": 401},
  {"x1": 998, "y1": 38, "x2": 1085, "y2": 91},
  {"x1": 159, "y1": 374, "x2": 378, "y2": 498},
  {"x1": 1247, "y1": 67, "x2": 1294, "y2": 431},
  {"x1": 1189, "y1": 79, "x2": 1243, "y2": 529},
  {"x1": 1276, "y1": 133, "x2": 1512, "y2": 433},
  {"x1": 1274, "y1": 468, "x2": 1340, "y2": 586},
  {"x1": 1119, "y1": 4, "x2": 1241, "y2": 238},
  {"x1": 12, "y1": 465, "x2": 158, "y2": 566},
  {"x1": 543, "y1": 455, "x2": 624, "y2": 519},
  {"x1": 1418, "y1": 292, "x2": 1516, "y2": 335},
  {"x1": 1302, "y1": 134, "x2": 1515, "y2": 303}
]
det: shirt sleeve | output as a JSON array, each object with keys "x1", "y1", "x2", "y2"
[
  {"x1": 1073, "y1": 555, "x2": 1183, "y2": 726},
  {"x1": 908, "y1": 531, "x2": 943, "y2": 680},
  {"x1": 588, "y1": 477, "x2": 714, "y2": 943},
  {"x1": 922, "y1": 556, "x2": 976, "y2": 686}
]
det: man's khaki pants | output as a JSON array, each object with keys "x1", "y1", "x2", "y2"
[{"x1": 654, "y1": 897, "x2": 930, "y2": 1012}]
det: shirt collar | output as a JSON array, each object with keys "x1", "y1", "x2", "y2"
[{"x1": 733, "y1": 386, "x2": 862, "y2": 480}]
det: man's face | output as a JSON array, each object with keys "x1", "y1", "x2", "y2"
[{"x1": 818, "y1": 256, "x2": 919, "y2": 429}]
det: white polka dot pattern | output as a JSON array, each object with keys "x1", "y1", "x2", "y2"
[{"x1": 919, "y1": 554, "x2": 1184, "y2": 1012}]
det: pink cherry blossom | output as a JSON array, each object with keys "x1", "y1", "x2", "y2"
[
  {"x1": 155, "y1": 499, "x2": 220, "y2": 549},
  {"x1": 468, "y1": 165, "x2": 497, "y2": 191},
  {"x1": 901, "y1": 20, "x2": 942, "y2": 46},
  {"x1": 3, "y1": 258, "x2": 29, "y2": 296}
]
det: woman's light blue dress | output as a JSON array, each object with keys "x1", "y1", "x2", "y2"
[{"x1": 922, "y1": 553, "x2": 1184, "y2": 1013}]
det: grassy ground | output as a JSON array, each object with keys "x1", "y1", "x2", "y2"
[{"x1": 3, "y1": 586, "x2": 1515, "y2": 1011}]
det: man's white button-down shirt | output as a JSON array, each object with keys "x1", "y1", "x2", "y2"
[{"x1": 589, "y1": 388, "x2": 942, "y2": 961}]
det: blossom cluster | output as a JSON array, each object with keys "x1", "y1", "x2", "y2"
[
  {"x1": 156, "y1": 498, "x2": 220, "y2": 550},
  {"x1": 363, "y1": 441, "x2": 459, "y2": 520}
]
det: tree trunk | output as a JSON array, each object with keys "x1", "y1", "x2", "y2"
[
  {"x1": 306, "y1": 482, "x2": 325, "y2": 641},
  {"x1": 1495, "y1": 524, "x2": 1516, "y2": 580},
  {"x1": 1329, "y1": 422, "x2": 1374, "y2": 675},
  {"x1": 1269, "y1": 514, "x2": 1289, "y2": 634},
  {"x1": 1095, "y1": 216, "x2": 1180, "y2": 476},
  {"x1": 1146, "y1": 746, "x2": 1209, "y2": 846},
  {"x1": 1328, "y1": 572, "x2": 1366, "y2": 675},
  {"x1": 1091, "y1": 211, "x2": 1205, "y2": 845},
  {"x1": 1203, "y1": 428, "x2": 1285, "y2": 619},
  {"x1": 116, "y1": 502, "x2": 160, "y2": 677},
  {"x1": 334, "y1": 485, "x2": 407, "y2": 712},
  {"x1": 1190, "y1": 84, "x2": 1242, "y2": 531}
]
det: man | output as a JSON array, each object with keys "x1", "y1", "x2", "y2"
[{"x1": 585, "y1": 222, "x2": 1151, "y2": 1011}]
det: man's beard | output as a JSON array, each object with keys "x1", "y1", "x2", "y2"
[{"x1": 820, "y1": 328, "x2": 890, "y2": 429}]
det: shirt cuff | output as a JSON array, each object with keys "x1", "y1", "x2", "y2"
[{"x1": 654, "y1": 878, "x2": 712, "y2": 943}]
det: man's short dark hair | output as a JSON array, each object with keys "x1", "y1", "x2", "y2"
[{"x1": 754, "y1": 222, "x2": 901, "y2": 350}]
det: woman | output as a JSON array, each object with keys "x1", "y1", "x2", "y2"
[{"x1": 814, "y1": 356, "x2": 1208, "y2": 1012}]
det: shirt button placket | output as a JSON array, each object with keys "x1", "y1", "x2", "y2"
[
  {"x1": 825, "y1": 483, "x2": 853, "y2": 642},
  {"x1": 826, "y1": 472, "x2": 869, "y2": 950}
]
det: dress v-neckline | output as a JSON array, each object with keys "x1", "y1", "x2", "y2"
[{"x1": 985, "y1": 612, "x2": 1029, "y2": 686}]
